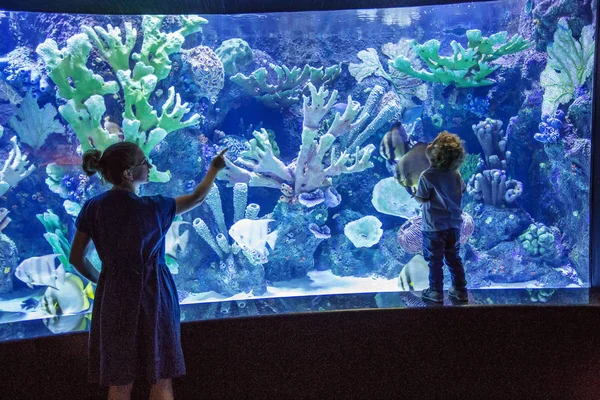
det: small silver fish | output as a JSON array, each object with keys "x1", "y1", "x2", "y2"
[
  {"x1": 165, "y1": 221, "x2": 190, "y2": 260},
  {"x1": 228, "y1": 219, "x2": 278, "y2": 260},
  {"x1": 402, "y1": 105, "x2": 423, "y2": 125},
  {"x1": 331, "y1": 103, "x2": 348, "y2": 114},
  {"x1": 15, "y1": 254, "x2": 64, "y2": 289}
]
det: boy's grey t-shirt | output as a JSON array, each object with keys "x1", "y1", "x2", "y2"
[{"x1": 415, "y1": 167, "x2": 466, "y2": 232}]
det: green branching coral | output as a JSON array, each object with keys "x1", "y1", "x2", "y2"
[
  {"x1": 231, "y1": 63, "x2": 341, "y2": 108},
  {"x1": 389, "y1": 30, "x2": 532, "y2": 87},
  {"x1": 540, "y1": 18, "x2": 595, "y2": 115},
  {"x1": 518, "y1": 223, "x2": 558, "y2": 258},
  {"x1": 36, "y1": 210, "x2": 72, "y2": 272},
  {"x1": 36, "y1": 16, "x2": 206, "y2": 183},
  {"x1": 349, "y1": 39, "x2": 427, "y2": 107}
]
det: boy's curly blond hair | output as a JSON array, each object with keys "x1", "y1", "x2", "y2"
[{"x1": 427, "y1": 131, "x2": 466, "y2": 171}]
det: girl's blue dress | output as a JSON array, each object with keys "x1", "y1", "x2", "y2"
[{"x1": 76, "y1": 190, "x2": 185, "y2": 386}]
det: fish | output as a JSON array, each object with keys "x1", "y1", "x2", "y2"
[
  {"x1": 103, "y1": 116, "x2": 124, "y2": 140},
  {"x1": 0, "y1": 207, "x2": 11, "y2": 231},
  {"x1": 44, "y1": 313, "x2": 91, "y2": 334},
  {"x1": 14, "y1": 254, "x2": 64, "y2": 289},
  {"x1": 0, "y1": 288, "x2": 45, "y2": 313},
  {"x1": 41, "y1": 273, "x2": 94, "y2": 316},
  {"x1": 394, "y1": 142, "x2": 430, "y2": 196},
  {"x1": 379, "y1": 122, "x2": 410, "y2": 163},
  {"x1": 331, "y1": 102, "x2": 348, "y2": 114},
  {"x1": 228, "y1": 218, "x2": 278, "y2": 261},
  {"x1": 401, "y1": 105, "x2": 423, "y2": 125},
  {"x1": 398, "y1": 254, "x2": 430, "y2": 291},
  {"x1": 443, "y1": 26, "x2": 469, "y2": 36},
  {"x1": 165, "y1": 221, "x2": 190, "y2": 260}
]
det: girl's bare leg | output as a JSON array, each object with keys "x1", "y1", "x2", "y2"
[
  {"x1": 108, "y1": 383, "x2": 133, "y2": 400},
  {"x1": 149, "y1": 379, "x2": 174, "y2": 400}
]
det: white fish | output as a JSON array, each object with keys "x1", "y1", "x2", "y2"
[
  {"x1": 15, "y1": 254, "x2": 64, "y2": 289},
  {"x1": 228, "y1": 219, "x2": 278, "y2": 259},
  {"x1": 165, "y1": 221, "x2": 190, "y2": 260},
  {"x1": 398, "y1": 255, "x2": 430, "y2": 291},
  {"x1": 44, "y1": 313, "x2": 90, "y2": 334},
  {"x1": 41, "y1": 273, "x2": 93, "y2": 316}
]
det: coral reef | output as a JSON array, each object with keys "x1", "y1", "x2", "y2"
[
  {"x1": 467, "y1": 118, "x2": 523, "y2": 206},
  {"x1": 371, "y1": 177, "x2": 420, "y2": 219},
  {"x1": 348, "y1": 39, "x2": 428, "y2": 107},
  {"x1": 266, "y1": 201, "x2": 328, "y2": 281},
  {"x1": 218, "y1": 83, "x2": 379, "y2": 198},
  {"x1": 343, "y1": 216, "x2": 383, "y2": 248},
  {"x1": 540, "y1": 18, "x2": 594, "y2": 115},
  {"x1": 231, "y1": 63, "x2": 341, "y2": 108},
  {"x1": 534, "y1": 109, "x2": 572, "y2": 143},
  {"x1": 517, "y1": 222, "x2": 563, "y2": 260},
  {"x1": 0, "y1": 134, "x2": 35, "y2": 196},
  {"x1": 215, "y1": 38, "x2": 254, "y2": 76},
  {"x1": 181, "y1": 45, "x2": 224, "y2": 104},
  {"x1": 389, "y1": 30, "x2": 532, "y2": 87},
  {"x1": 192, "y1": 183, "x2": 267, "y2": 296},
  {"x1": 397, "y1": 212, "x2": 474, "y2": 254},
  {"x1": 37, "y1": 16, "x2": 206, "y2": 182},
  {"x1": 0, "y1": 232, "x2": 17, "y2": 294},
  {"x1": 8, "y1": 91, "x2": 64, "y2": 149}
]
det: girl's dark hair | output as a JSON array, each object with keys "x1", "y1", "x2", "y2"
[
  {"x1": 428, "y1": 131, "x2": 466, "y2": 171},
  {"x1": 82, "y1": 142, "x2": 140, "y2": 185}
]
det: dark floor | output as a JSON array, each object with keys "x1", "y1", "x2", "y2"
[{"x1": 1, "y1": 295, "x2": 600, "y2": 399}]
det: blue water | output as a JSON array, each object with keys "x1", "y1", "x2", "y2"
[{"x1": 0, "y1": 0, "x2": 594, "y2": 338}]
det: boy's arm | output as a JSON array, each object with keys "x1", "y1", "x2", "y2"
[{"x1": 414, "y1": 174, "x2": 430, "y2": 204}]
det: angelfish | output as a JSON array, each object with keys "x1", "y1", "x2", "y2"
[
  {"x1": 228, "y1": 219, "x2": 278, "y2": 262},
  {"x1": 14, "y1": 254, "x2": 65, "y2": 289},
  {"x1": 379, "y1": 122, "x2": 410, "y2": 163},
  {"x1": 394, "y1": 143, "x2": 430, "y2": 196},
  {"x1": 165, "y1": 221, "x2": 190, "y2": 260},
  {"x1": 41, "y1": 273, "x2": 94, "y2": 316}
]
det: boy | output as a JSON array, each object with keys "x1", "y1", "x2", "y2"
[{"x1": 413, "y1": 131, "x2": 468, "y2": 303}]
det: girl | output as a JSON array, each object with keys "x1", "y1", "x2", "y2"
[{"x1": 69, "y1": 142, "x2": 227, "y2": 400}]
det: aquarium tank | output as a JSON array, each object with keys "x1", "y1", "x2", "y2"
[{"x1": 0, "y1": 0, "x2": 596, "y2": 338}]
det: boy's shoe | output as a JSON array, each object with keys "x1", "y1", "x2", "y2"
[
  {"x1": 448, "y1": 287, "x2": 468, "y2": 302},
  {"x1": 422, "y1": 288, "x2": 443, "y2": 304}
]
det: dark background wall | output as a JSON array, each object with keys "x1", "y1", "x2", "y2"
[{"x1": 1, "y1": 306, "x2": 599, "y2": 399}]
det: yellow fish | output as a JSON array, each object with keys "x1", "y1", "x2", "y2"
[{"x1": 41, "y1": 273, "x2": 94, "y2": 316}]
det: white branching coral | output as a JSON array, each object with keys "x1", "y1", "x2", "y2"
[
  {"x1": 217, "y1": 83, "x2": 378, "y2": 196},
  {"x1": 0, "y1": 135, "x2": 35, "y2": 196}
]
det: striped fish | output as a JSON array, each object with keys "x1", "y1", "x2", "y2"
[
  {"x1": 14, "y1": 254, "x2": 65, "y2": 289},
  {"x1": 379, "y1": 122, "x2": 410, "y2": 164}
]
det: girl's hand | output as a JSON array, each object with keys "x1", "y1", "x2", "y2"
[{"x1": 210, "y1": 148, "x2": 228, "y2": 171}]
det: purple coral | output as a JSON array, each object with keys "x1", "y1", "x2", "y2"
[
  {"x1": 61, "y1": 173, "x2": 90, "y2": 203},
  {"x1": 323, "y1": 186, "x2": 341, "y2": 208},
  {"x1": 534, "y1": 110, "x2": 571, "y2": 143},
  {"x1": 308, "y1": 223, "x2": 331, "y2": 239},
  {"x1": 463, "y1": 94, "x2": 490, "y2": 118},
  {"x1": 298, "y1": 189, "x2": 325, "y2": 208},
  {"x1": 397, "y1": 212, "x2": 475, "y2": 254}
]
